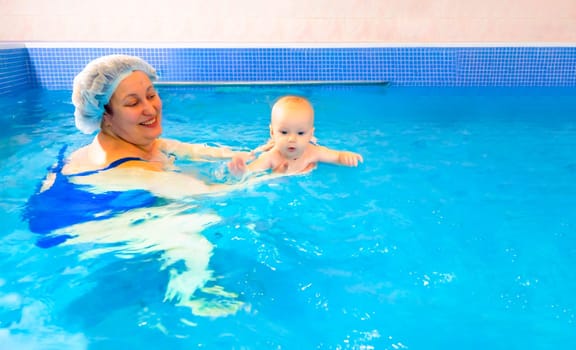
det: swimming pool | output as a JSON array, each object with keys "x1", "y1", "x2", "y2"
[{"x1": 1, "y1": 84, "x2": 575, "y2": 349}]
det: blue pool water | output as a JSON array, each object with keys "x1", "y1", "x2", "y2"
[{"x1": 1, "y1": 85, "x2": 575, "y2": 349}]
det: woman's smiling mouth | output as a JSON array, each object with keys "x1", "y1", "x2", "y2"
[{"x1": 140, "y1": 117, "x2": 158, "y2": 127}]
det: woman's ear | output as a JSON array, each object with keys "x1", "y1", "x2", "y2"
[{"x1": 102, "y1": 112, "x2": 112, "y2": 128}]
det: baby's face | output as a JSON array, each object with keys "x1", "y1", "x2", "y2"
[{"x1": 270, "y1": 105, "x2": 314, "y2": 160}]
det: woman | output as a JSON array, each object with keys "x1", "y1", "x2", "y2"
[
  {"x1": 59, "y1": 54, "x2": 251, "y2": 198},
  {"x1": 26, "y1": 55, "x2": 250, "y2": 242},
  {"x1": 23, "y1": 56, "x2": 248, "y2": 315}
]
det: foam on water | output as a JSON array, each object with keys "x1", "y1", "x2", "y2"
[{"x1": 52, "y1": 203, "x2": 244, "y2": 317}]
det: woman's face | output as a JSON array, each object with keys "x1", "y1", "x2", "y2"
[{"x1": 103, "y1": 71, "x2": 162, "y2": 147}]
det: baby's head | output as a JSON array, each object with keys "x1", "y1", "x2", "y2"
[
  {"x1": 270, "y1": 95, "x2": 314, "y2": 130},
  {"x1": 269, "y1": 96, "x2": 316, "y2": 158}
]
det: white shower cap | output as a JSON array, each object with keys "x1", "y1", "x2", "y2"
[{"x1": 71, "y1": 54, "x2": 158, "y2": 134}]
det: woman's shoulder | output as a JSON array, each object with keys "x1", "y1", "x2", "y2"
[
  {"x1": 62, "y1": 145, "x2": 97, "y2": 175},
  {"x1": 62, "y1": 143, "x2": 143, "y2": 175}
]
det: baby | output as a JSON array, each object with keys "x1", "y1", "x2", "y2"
[{"x1": 230, "y1": 95, "x2": 363, "y2": 175}]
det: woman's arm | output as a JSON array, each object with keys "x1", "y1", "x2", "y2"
[
  {"x1": 69, "y1": 166, "x2": 237, "y2": 199},
  {"x1": 159, "y1": 138, "x2": 250, "y2": 161}
]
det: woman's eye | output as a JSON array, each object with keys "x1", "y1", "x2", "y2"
[{"x1": 148, "y1": 94, "x2": 157, "y2": 99}]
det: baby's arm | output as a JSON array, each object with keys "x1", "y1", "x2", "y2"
[
  {"x1": 247, "y1": 153, "x2": 275, "y2": 172},
  {"x1": 315, "y1": 145, "x2": 363, "y2": 167},
  {"x1": 228, "y1": 151, "x2": 274, "y2": 176}
]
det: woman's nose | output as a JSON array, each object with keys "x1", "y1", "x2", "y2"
[{"x1": 142, "y1": 99, "x2": 156, "y2": 114}]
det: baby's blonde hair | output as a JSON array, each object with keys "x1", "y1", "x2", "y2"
[{"x1": 271, "y1": 95, "x2": 314, "y2": 123}]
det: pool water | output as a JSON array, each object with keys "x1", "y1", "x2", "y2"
[{"x1": 1, "y1": 85, "x2": 575, "y2": 349}]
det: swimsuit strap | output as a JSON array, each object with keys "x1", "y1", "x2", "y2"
[
  {"x1": 50, "y1": 144, "x2": 69, "y2": 173},
  {"x1": 106, "y1": 157, "x2": 146, "y2": 169},
  {"x1": 70, "y1": 157, "x2": 146, "y2": 177}
]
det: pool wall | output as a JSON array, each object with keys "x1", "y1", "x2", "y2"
[
  {"x1": 0, "y1": 44, "x2": 35, "y2": 95},
  {"x1": 1, "y1": 44, "x2": 576, "y2": 95}
]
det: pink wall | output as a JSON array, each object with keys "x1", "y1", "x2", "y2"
[{"x1": 1, "y1": 0, "x2": 575, "y2": 43}]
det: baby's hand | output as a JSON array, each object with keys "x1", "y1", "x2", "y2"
[
  {"x1": 338, "y1": 151, "x2": 363, "y2": 167},
  {"x1": 227, "y1": 152, "x2": 253, "y2": 176}
]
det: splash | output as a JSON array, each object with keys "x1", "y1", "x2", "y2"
[
  {"x1": 48, "y1": 203, "x2": 244, "y2": 317},
  {"x1": 0, "y1": 299, "x2": 88, "y2": 350}
]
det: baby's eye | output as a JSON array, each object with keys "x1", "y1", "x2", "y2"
[
  {"x1": 280, "y1": 130, "x2": 288, "y2": 135},
  {"x1": 298, "y1": 131, "x2": 305, "y2": 136}
]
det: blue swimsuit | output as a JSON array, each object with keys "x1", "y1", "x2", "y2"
[{"x1": 23, "y1": 146, "x2": 161, "y2": 248}]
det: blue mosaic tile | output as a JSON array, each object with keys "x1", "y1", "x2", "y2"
[
  {"x1": 0, "y1": 48, "x2": 33, "y2": 95},
  {"x1": 455, "y1": 47, "x2": 576, "y2": 86},
  {"x1": 5, "y1": 46, "x2": 575, "y2": 90}
]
